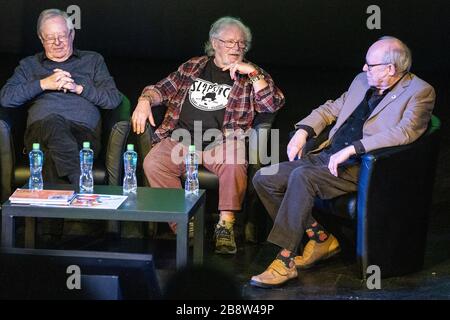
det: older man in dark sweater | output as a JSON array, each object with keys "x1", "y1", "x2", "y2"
[{"x1": 0, "y1": 8, "x2": 121, "y2": 185}]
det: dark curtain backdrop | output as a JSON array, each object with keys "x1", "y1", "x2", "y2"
[{"x1": 0, "y1": 0, "x2": 449, "y2": 72}]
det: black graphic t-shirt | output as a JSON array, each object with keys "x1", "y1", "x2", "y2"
[{"x1": 177, "y1": 59, "x2": 234, "y2": 149}]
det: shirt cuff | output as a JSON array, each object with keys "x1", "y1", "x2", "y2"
[
  {"x1": 142, "y1": 87, "x2": 163, "y2": 103},
  {"x1": 253, "y1": 83, "x2": 272, "y2": 101},
  {"x1": 79, "y1": 80, "x2": 94, "y2": 100},
  {"x1": 296, "y1": 125, "x2": 316, "y2": 139},
  {"x1": 31, "y1": 79, "x2": 44, "y2": 96},
  {"x1": 352, "y1": 140, "x2": 366, "y2": 155}
]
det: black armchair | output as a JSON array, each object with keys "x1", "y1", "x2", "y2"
[
  {"x1": 307, "y1": 115, "x2": 441, "y2": 279},
  {"x1": 0, "y1": 94, "x2": 131, "y2": 203},
  {"x1": 136, "y1": 104, "x2": 277, "y2": 240}
]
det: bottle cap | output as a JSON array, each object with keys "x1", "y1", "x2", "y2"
[
  {"x1": 83, "y1": 141, "x2": 90, "y2": 149},
  {"x1": 32, "y1": 143, "x2": 40, "y2": 150},
  {"x1": 127, "y1": 144, "x2": 134, "y2": 151},
  {"x1": 189, "y1": 145, "x2": 196, "y2": 152}
]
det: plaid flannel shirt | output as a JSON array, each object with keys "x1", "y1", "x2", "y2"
[{"x1": 141, "y1": 56, "x2": 285, "y2": 143}]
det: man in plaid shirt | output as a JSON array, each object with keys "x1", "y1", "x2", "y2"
[{"x1": 132, "y1": 16, "x2": 285, "y2": 254}]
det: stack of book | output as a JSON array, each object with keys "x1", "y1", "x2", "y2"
[{"x1": 9, "y1": 189, "x2": 76, "y2": 205}]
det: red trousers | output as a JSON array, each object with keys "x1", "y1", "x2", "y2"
[{"x1": 143, "y1": 138, "x2": 248, "y2": 211}]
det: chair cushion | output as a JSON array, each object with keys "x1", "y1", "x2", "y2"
[
  {"x1": 13, "y1": 165, "x2": 29, "y2": 189},
  {"x1": 181, "y1": 166, "x2": 219, "y2": 191},
  {"x1": 105, "y1": 120, "x2": 130, "y2": 185},
  {"x1": 198, "y1": 168, "x2": 219, "y2": 190},
  {"x1": 314, "y1": 193, "x2": 357, "y2": 220}
]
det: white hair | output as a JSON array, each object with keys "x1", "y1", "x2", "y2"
[
  {"x1": 204, "y1": 16, "x2": 252, "y2": 56},
  {"x1": 378, "y1": 36, "x2": 412, "y2": 73},
  {"x1": 37, "y1": 9, "x2": 74, "y2": 38}
]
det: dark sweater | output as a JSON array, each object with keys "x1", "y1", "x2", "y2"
[{"x1": 0, "y1": 49, "x2": 121, "y2": 130}]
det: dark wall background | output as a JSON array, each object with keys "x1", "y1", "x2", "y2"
[
  {"x1": 0, "y1": 0, "x2": 449, "y2": 72},
  {"x1": 0, "y1": 0, "x2": 448, "y2": 207}
]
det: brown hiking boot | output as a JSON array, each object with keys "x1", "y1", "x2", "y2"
[
  {"x1": 294, "y1": 234, "x2": 341, "y2": 269},
  {"x1": 214, "y1": 221, "x2": 237, "y2": 254}
]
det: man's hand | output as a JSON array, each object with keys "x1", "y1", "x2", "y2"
[
  {"x1": 131, "y1": 99, "x2": 155, "y2": 134},
  {"x1": 328, "y1": 145, "x2": 356, "y2": 177},
  {"x1": 222, "y1": 62, "x2": 256, "y2": 80},
  {"x1": 61, "y1": 82, "x2": 83, "y2": 94},
  {"x1": 287, "y1": 129, "x2": 308, "y2": 161},
  {"x1": 40, "y1": 69, "x2": 73, "y2": 91}
]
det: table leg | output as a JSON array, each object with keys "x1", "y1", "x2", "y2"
[
  {"x1": 1, "y1": 213, "x2": 15, "y2": 247},
  {"x1": 193, "y1": 201, "x2": 205, "y2": 266},
  {"x1": 24, "y1": 217, "x2": 36, "y2": 248},
  {"x1": 176, "y1": 221, "x2": 188, "y2": 269}
]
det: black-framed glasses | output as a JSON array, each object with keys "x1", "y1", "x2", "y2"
[
  {"x1": 365, "y1": 61, "x2": 391, "y2": 71},
  {"x1": 215, "y1": 38, "x2": 247, "y2": 49}
]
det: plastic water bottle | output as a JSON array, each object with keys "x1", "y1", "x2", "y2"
[
  {"x1": 185, "y1": 145, "x2": 199, "y2": 195},
  {"x1": 79, "y1": 141, "x2": 94, "y2": 193},
  {"x1": 123, "y1": 144, "x2": 138, "y2": 194},
  {"x1": 28, "y1": 143, "x2": 44, "y2": 190}
]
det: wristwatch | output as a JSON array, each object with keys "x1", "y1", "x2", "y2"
[{"x1": 248, "y1": 69, "x2": 265, "y2": 83}]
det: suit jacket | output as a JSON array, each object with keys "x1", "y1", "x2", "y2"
[{"x1": 295, "y1": 72, "x2": 436, "y2": 153}]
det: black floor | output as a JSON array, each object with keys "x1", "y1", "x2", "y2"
[{"x1": 1, "y1": 53, "x2": 450, "y2": 300}]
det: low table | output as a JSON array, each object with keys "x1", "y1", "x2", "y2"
[{"x1": 1, "y1": 185, "x2": 206, "y2": 269}]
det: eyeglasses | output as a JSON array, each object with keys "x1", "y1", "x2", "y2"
[
  {"x1": 41, "y1": 33, "x2": 70, "y2": 44},
  {"x1": 365, "y1": 61, "x2": 391, "y2": 71},
  {"x1": 215, "y1": 38, "x2": 247, "y2": 49}
]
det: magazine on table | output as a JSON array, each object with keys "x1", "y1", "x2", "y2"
[
  {"x1": 70, "y1": 194, "x2": 128, "y2": 209},
  {"x1": 9, "y1": 189, "x2": 128, "y2": 209},
  {"x1": 9, "y1": 189, "x2": 76, "y2": 205}
]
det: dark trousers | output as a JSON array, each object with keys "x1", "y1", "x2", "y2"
[
  {"x1": 25, "y1": 114, "x2": 100, "y2": 186},
  {"x1": 252, "y1": 152, "x2": 360, "y2": 252},
  {"x1": 24, "y1": 115, "x2": 100, "y2": 236}
]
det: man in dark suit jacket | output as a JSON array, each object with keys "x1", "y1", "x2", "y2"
[{"x1": 250, "y1": 36, "x2": 436, "y2": 288}]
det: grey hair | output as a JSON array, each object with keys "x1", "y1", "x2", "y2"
[
  {"x1": 378, "y1": 36, "x2": 412, "y2": 73},
  {"x1": 37, "y1": 9, "x2": 74, "y2": 38},
  {"x1": 204, "y1": 16, "x2": 252, "y2": 56}
]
